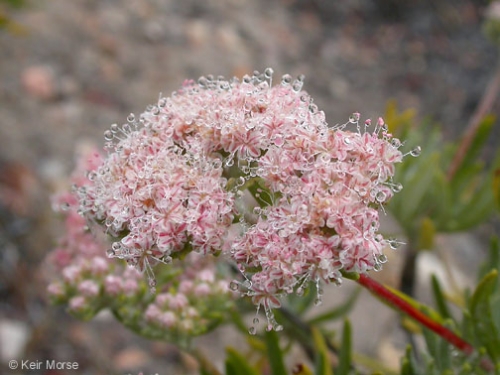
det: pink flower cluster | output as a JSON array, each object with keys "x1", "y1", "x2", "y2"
[
  {"x1": 47, "y1": 204, "x2": 144, "y2": 318},
  {"x1": 48, "y1": 146, "x2": 235, "y2": 340},
  {"x1": 69, "y1": 69, "x2": 406, "y2": 325},
  {"x1": 144, "y1": 253, "x2": 232, "y2": 338},
  {"x1": 230, "y1": 117, "x2": 404, "y2": 311}
]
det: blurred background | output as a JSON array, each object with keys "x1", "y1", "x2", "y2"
[{"x1": 0, "y1": 0, "x2": 499, "y2": 374}]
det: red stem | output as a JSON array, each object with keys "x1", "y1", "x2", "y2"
[
  {"x1": 357, "y1": 274, "x2": 495, "y2": 371},
  {"x1": 357, "y1": 274, "x2": 472, "y2": 351},
  {"x1": 447, "y1": 61, "x2": 500, "y2": 181}
]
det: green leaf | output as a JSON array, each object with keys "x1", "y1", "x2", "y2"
[
  {"x1": 336, "y1": 320, "x2": 352, "y2": 375},
  {"x1": 422, "y1": 326, "x2": 438, "y2": 363},
  {"x1": 431, "y1": 275, "x2": 452, "y2": 321},
  {"x1": 312, "y1": 327, "x2": 334, "y2": 375},
  {"x1": 307, "y1": 288, "x2": 361, "y2": 325},
  {"x1": 461, "y1": 310, "x2": 476, "y2": 346},
  {"x1": 264, "y1": 330, "x2": 287, "y2": 375},
  {"x1": 437, "y1": 329, "x2": 452, "y2": 370},
  {"x1": 479, "y1": 237, "x2": 500, "y2": 280},
  {"x1": 449, "y1": 163, "x2": 484, "y2": 206},
  {"x1": 470, "y1": 269, "x2": 500, "y2": 362},
  {"x1": 400, "y1": 345, "x2": 418, "y2": 375},
  {"x1": 395, "y1": 151, "x2": 441, "y2": 228},
  {"x1": 433, "y1": 320, "x2": 455, "y2": 371},
  {"x1": 486, "y1": 238, "x2": 500, "y2": 334},
  {"x1": 225, "y1": 347, "x2": 258, "y2": 375},
  {"x1": 453, "y1": 115, "x2": 495, "y2": 174},
  {"x1": 448, "y1": 177, "x2": 496, "y2": 231},
  {"x1": 420, "y1": 314, "x2": 455, "y2": 372},
  {"x1": 426, "y1": 169, "x2": 453, "y2": 229}
]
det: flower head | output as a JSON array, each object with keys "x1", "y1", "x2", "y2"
[
  {"x1": 47, "y1": 146, "x2": 235, "y2": 342},
  {"x1": 68, "y1": 69, "x2": 406, "y2": 330}
]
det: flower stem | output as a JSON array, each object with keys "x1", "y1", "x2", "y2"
[
  {"x1": 356, "y1": 273, "x2": 496, "y2": 372},
  {"x1": 357, "y1": 274, "x2": 474, "y2": 355},
  {"x1": 447, "y1": 59, "x2": 500, "y2": 181}
]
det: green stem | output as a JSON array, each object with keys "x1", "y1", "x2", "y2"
[{"x1": 356, "y1": 274, "x2": 495, "y2": 372}]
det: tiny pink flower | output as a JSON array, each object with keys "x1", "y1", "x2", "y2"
[
  {"x1": 145, "y1": 304, "x2": 161, "y2": 321},
  {"x1": 168, "y1": 294, "x2": 189, "y2": 310},
  {"x1": 47, "y1": 282, "x2": 64, "y2": 297},
  {"x1": 159, "y1": 312, "x2": 177, "y2": 328},
  {"x1": 90, "y1": 256, "x2": 109, "y2": 275},
  {"x1": 122, "y1": 278, "x2": 139, "y2": 295},
  {"x1": 179, "y1": 280, "x2": 194, "y2": 294},
  {"x1": 193, "y1": 283, "x2": 211, "y2": 297},
  {"x1": 78, "y1": 280, "x2": 100, "y2": 297},
  {"x1": 104, "y1": 275, "x2": 123, "y2": 296},
  {"x1": 62, "y1": 265, "x2": 82, "y2": 283},
  {"x1": 69, "y1": 296, "x2": 86, "y2": 311}
]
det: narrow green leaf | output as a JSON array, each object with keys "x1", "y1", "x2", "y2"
[
  {"x1": 225, "y1": 347, "x2": 258, "y2": 375},
  {"x1": 400, "y1": 345, "x2": 417, "y2": 375},
  {"x1": 336, "y1": 320, "x2": 352, "y2": 375},
  {"x1": 449, "y1": 178, "x2": 496, "y2": 231},
  {"x1": 448, "y1": 116, "x2": 494, "y2": 202},
  {"x1": 426, "y1": 319, "x2": 456, "y2": 372},
  {"x1": 431, "y1": 275, "x2": 452, "y2": 321},
  {"x1": 470, "y1": 269, "x2": 498, "y2": 312},
  {"x1": 454, "y1": 115, "x2": 495, "y2": 173},
  {"x1": 470, "y1": 269, "x2": 500, "y2": 362},
  {"x1": 307, "y1": 288, "x2": 361, "y2": 325},
  {"x1": 399, "y1": 152, "x2": 440, "y2": 226},
  {"x1": 426, "y1": 169, "x2": 453, "y2": 229},
  {"x1": 312, "y1": 327, "x2": 334, "y2": 375},
  {"x1": 422, "y1": 326, "x2": 438, "y2": 363},
  {"x1": 478, "y1": 237, "x2": 500, "y2": 282},
  {"x1": 489, "y1": 258, "x2": 500, "y2": 335},
  {"x1": 461, "y1": 310, "x2": 476, "y2": 346},
  {"x1": 437, "y1": 325, "x2": 452, "y2": 370},
  {"x1": 264, "y1": 330, "x2": 287, "y2": 375},
  {"x1": 449, "y1": 163, "x2": 484, "y2": 206}
]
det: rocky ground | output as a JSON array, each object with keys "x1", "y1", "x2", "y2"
[{"x1": 0, "y1": 0, "x2": 499, "y2": 374}]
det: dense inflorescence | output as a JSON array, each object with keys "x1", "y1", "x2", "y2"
[
  {"x1": 66, "y1": 69, "x2": 408, "y2": 331},
  {"x1": 48, "y1": 146, "x2": 235, "y2": 341}
]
